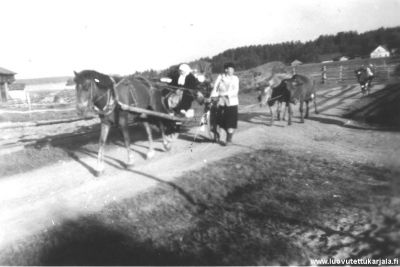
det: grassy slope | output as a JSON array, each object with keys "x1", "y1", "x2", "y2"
[{"x1": 1, "y1": 148, "x2": 399, "y2": 265}]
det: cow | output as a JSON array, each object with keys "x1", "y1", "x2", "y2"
[
  {"x1": 283, "y1": 74, "x2": 319, "y2": 124},
  {"x1": 258, "y1": 78, "x2": 291, "y2": 125},
  {"x1": 355, "y1": 64, "x2": 374, "y2": 96}
]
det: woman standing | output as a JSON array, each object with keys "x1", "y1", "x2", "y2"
[{"x1": 211, "y1": 62, "x2": 239, "y2": 145}]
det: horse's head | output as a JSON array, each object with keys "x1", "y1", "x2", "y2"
[
  {"x1": 74, "y1": 70, "x2": 94, "y2": 115},
  {"x1": 74, "y1": 70, "x2": 115, "y2": 116}
]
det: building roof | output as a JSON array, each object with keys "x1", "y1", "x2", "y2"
[
  {"x1": 0, "y1": 66, "x2": 16, "y2": 75},
  {"x1": 372, "y1": 45, "x2": 390, "y2": 53}
]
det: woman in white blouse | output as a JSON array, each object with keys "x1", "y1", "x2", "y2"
[{"x1": 210, "y1": 62, "x2": 239, "y2": 145}]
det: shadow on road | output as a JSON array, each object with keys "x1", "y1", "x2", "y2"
[
  {"x1": 66, "y1": 146, "x2": 204, "y2": 212},
  {"x1": 343, "y1": 83, "x2": 400, "y2": 128}
]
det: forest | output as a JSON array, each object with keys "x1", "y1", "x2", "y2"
[{"x1": 139, "y1": 26, "x2": 400, "y2": 76}]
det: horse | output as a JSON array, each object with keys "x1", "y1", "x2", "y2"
[
  {"x1": 355, "y1": 68, "x2": 373, "y2": 96},
  {"x1": 74, "y1": 70, "x2": 201, "y2": 176},
  {"x1": 283, "y1": 74, "x2": 319, "y2": 124}
]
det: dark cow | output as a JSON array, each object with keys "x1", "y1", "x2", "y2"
[
  {"x1": 283, "y1": 74, "x2": 319, "y2": 124},
  {"x1": 355, "y1": 66, "x2": 374, "y2": 96},
  {"x1": 258, "y1": 79, "x2": 291, "y2": 125}
]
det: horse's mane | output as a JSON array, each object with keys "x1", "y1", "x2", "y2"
[{"x1": 74, "y1": 70, "x2": 115, "y2": 89}]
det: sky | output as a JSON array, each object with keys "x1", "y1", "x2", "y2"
[{"x1": 1, "y1": 0, "x2": 400, "y2": 78}]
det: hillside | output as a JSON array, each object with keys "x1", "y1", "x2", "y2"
[{"x1": 236, "y1": 61, "x2": 288, "y2": 91}]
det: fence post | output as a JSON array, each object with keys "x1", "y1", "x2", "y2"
[
  {"x1": 321, "y1": 66, "x2": 327, "y2": 84},
  {"x1": 339, "y1": 65, "x2": 343, "y2": 82}
]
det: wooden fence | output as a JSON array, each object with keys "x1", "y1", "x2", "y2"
[
  {"x1": 289, "y1": 57, "x2": 400, "y2": 84},
  {"x1": 2, "y1": 88, "x2": 76, "y2": 109}
]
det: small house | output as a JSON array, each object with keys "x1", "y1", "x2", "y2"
[
  {"x1": 370, "y1": 45, "x2": 390, "y2": 58},
  {"x1": 339, "y1": 56, "x2": 349, "y2": 61}
]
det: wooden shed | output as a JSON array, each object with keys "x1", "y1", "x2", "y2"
[
  {"x1": 291, "y1": 60, "x2": 303, "y2": 66},
  {"x1": 0, "y1": 67, "x2": 16, "y2": 102}
]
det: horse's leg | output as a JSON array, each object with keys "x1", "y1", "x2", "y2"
[
  {"x1": 119, "y1": 112, "x2": 134, "y2": 166},
  {"x1": 276, "y1": 102, "x2": 281, "y2": 121},
  {"x1": 143, "y1": 121, "x2": 155, "y2": 159},
  {"x1": 159, "y1": 121, "x2": 172, "y2": 151},
  {"x1": 269, "y1": 104, "x2": 274, "y2": 125},
  {"x1": 299, "y1": 99, "x2": 305, "y2": 123},
  {"x1": 213, "y1": 122, "x2": 220, "y2": 143},
  {"x1": 282, "y1": 101, "x2": 288, "y2": 121},
  {"x1": 313, "y1": 93, "x2": 319, "y2": 114},
  {"x1": 287, "y1": 102, "x2": 292, "y2": 125},
  {"x1": 305, "y1": 100, "x2": 310, "y2": 118},
  {"x1": 97, "y1": 122, "x2": 110, "y2": 175}
]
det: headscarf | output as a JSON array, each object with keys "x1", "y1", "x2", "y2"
[{"x1": 178, "y1": 64, "x2": 192, "y2": 85}]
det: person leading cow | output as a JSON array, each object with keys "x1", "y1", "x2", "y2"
[{"x1": 210, "y1": 62, "x2": 239, "y2": 145}]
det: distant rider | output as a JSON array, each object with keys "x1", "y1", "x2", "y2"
[{"x1": 365, "y1": 63, "x2": 375, "y2": 87}]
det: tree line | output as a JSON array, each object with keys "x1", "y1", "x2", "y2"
[{"x1": 138, "y1": 26, "x2": 400, "y2": 77}]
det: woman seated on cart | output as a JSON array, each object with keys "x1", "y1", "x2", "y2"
[
  {"x1": 167, "y1": 63, "x2": 200, "y2": 117},
  {"x1": 210, "y1": 62, "x2": 239, "y2": 145}
]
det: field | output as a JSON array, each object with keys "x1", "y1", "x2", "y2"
[{"x1": 0, "y1": 63, "x2": 399, "y2": 265}]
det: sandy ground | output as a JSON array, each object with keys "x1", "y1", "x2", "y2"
[{"x1": 0, "y1": 83, "x2": 399, "y2": 252}]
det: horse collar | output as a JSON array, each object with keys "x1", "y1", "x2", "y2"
[{"x1": 90, "y1": 80, "x2": 116, "y2": 116}]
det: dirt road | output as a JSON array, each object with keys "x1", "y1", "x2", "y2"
[{"x1": 0, "y1": 83, "x2": 399, "y2": 256}]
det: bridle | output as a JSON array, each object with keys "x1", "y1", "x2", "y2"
[{"x1": 86, "y1": 79, "x2": 116, "y2": 116}]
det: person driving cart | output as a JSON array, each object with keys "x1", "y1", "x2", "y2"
[{"x1": 168, "y1": 63, "x2": 199, "y2": 117}]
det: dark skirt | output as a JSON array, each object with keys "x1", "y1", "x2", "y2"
[{"x1": 216, "y1": 105, "x2": 238, "y2": 130}]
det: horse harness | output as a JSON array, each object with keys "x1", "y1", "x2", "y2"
[
  {"x1": 86, "y1": 75, "x2": 201, "y2": 117},
  {"x1": 89, "y1": 79, "x2": 116, "y2": 116}
]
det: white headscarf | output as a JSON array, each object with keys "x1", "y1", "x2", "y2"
[
  {"x1": 179, "y1": 63, "x2": 191, "y2": 74},
  {"x1": 178, "y1": 64, "x2": 191, "y2": 85}
]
